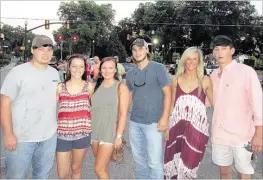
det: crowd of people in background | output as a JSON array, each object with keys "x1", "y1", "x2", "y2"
[{"x1": 0, "y1": 34, "x2": 262, "y2": 180}]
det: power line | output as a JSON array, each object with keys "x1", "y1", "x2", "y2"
[
  {"x1": 138, "y1": 23, "x2": 263, "y2": 28},
  {"x1": 1, "y1": 17, "x2": 262, "y2": 28},
  {"x1": 1, "y1": 17, "x2": 60, "y2": 21}
]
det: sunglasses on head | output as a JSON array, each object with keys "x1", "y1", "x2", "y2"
[
  {"x1": 33, "y1": 44, "x2": 53, "y2": 49},
  {"x1": 134, "y1": 71, "x2": 146, "y2": 87}
]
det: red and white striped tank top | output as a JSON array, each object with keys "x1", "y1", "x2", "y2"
[{"x1": 57, "y1": 82, "x2": 92, "y2": 140}]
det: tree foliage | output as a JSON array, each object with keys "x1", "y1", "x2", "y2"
[
  {"x1": 53, "y1": 1, "x2": 127, "y2": 60},
  {"x1": 118, "y1": 1, "x2": 262, "y2": 62},
  {"x1": 1, "y1": 24, "x2": 36, "y2": 57}
]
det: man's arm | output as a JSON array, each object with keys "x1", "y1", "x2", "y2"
[
  {"x1": 0, "y1": 95, "x2": 14, "y2": 136},
  {"x1": 157, "y1": 64, "x2": 172, "y2": 132},
  {"x1": 0, "y1": 95, "x2": 17, "y2": 151},
  {"x1": 0, "y1": 69, "x2": 20, "y2": 150},
  {"x1": 248, "y1": 69, "x2": 263, "y2": 152},
  {"x1": 158, "y1": 85, "x2": 172, "y2": 132},
  {"x1": 125, "y1": 71, "x2": 133, "y2": 111}
]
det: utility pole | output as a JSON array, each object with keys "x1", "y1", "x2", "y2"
[
  {"x1": 23, "y1": 20, "x2": 28, "y2": 63},
  {"x1": 60, "y1": 41, "x2": 63, "y2": 61},
  {"x1": 69, "y1": 41, "x2": 72, "y2": 56}
]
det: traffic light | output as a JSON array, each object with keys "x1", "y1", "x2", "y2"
[
  {"x1": 66, "y1": 21, "x2": 70, "y2": 29},
  {"x1": 72, "y1": 34, "x2": 78, "y2": 41},
  {"x1": 57, "y1": 35, "x2": 63, "y2": 41},
  {"x1": 45, "y1": 20, "x2": 50, "y2": 30}
]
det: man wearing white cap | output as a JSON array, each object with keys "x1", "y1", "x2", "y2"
[{"x1": 0, "y1": 35, "x2": 60, "y2": 179}]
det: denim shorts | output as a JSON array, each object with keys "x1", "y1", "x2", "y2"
[{"x1": 56, "y1": 135, "x2": 91, "y2": 152}]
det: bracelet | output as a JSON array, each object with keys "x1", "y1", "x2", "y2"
[{"x1": 116, "y1": 134, "x2": 122, "y2": 139}]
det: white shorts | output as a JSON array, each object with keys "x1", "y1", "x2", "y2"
[
  {"x1": 91, "y1": 140, "x2": 113, "y2": 145},
  {"x1": 212, "y1": 142, "x2": 254, "y2": 174}
]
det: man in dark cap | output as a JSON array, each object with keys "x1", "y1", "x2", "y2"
[{"x1": 126, "y1": 38, "x2": 172, "y2": 179}]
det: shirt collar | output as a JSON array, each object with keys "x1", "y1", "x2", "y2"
[{"x1": 218, "y1": 60, "x2": 237, "y2": 75}]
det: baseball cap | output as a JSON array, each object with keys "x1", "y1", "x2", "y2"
[
  {"x1": 212, "y1": 35, "x2": 233, "y2": 48},
  {"x1": 130, "y1": 38, "x2": 148, "y2": 50},
  {"x1": 32, "y1": 35, "x2": 53, "y2": 48}
]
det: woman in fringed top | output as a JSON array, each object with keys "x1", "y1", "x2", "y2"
[{"x1": 164, "y1": 47, "x2": 213, "y2": 179}]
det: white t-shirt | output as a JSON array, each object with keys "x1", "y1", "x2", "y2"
[{"x1": 0, "y1": 62, "x2": 60, "y2": 142}]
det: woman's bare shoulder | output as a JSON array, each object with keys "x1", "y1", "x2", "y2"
[{"x1": 119, "y1": 82, "x2": 129, "y2": 92}]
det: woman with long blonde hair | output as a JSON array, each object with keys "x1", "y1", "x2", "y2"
[{"x1": 164, "y1": 47, "x2": 213, "y2": 179}]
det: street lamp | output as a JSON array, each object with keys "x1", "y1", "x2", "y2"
[
  {"x1": 152, "y1": 38, "x2": 159, "y2": 60},
  {"x1": 153, "y1": 38, "x2": 159, "y2": 45},
  {"x1": 23, "y1": 20, "x2": 28, "y2": 62},
  {"x1": 162, "y1": 44, "x2": 165, "y2": 64}
]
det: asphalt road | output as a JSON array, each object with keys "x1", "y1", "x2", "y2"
[{"x1": 0, "y1": 61, "x2": 262, "y2": 179}]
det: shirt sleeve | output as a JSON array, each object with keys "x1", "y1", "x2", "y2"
[
  {"x1": 247, "y1": 68, "x2": 262, "y2": 126},
  {"x1": 156, "y1": 64, "x2": 171, "y2": 88},
  {"x1": 0, "y1": 68, "x2": 20, "y2": 101},
  {"x1": 126, "y1": 71, "x2": 133, "y2": 92}
]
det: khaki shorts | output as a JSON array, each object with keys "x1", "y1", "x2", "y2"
[{"x1": 212, "y1": 142, "x2": 254, "y2": 174}]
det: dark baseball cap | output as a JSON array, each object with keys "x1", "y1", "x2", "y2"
[
  {"x1": 130, "y1": 38, "x2": 148, "y2": 50},
  {"x1": 32, "y1": 35, "x2": 53, "y2": 48},
  {"x1": 212, "y1": 35, "x2": 233, "y2": 48}
]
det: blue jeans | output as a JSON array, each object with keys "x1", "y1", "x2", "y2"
[
  {"x1": 129, "y1": 121, "x2": 164, "y2": 179},
  {"x1": 5, "y1": 134, "x2": 57, "y2": 179}
]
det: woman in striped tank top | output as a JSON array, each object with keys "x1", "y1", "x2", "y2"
[{"x1": 56, "y1": 54, "x2": 94, "y2": 179}]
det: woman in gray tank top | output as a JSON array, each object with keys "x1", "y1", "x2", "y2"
[{"x1": 90, "y1": 57, "x2": 130, "y2": 179}]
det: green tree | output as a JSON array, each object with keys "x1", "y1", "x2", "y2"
[
  {"x1": 53, "y1": 1, "x2": 121, "y2": 58},
  {"x1": 1, "y1": 24, "x2": 35, "y2": 57},
  {"x1": 122, "y1": 1, "x2": 262, "y2": 62},
  {"x1": 101, "y1": 27, "x2": 128, "y2": 62}
]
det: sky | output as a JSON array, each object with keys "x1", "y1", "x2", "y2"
[{"x1": 0, "y1": 1, "x2": 262, "y2": 42}]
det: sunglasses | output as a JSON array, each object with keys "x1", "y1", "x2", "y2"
[
  {"x1": 33, "y1": 44, "x2": 53, "y2": 49},
  {"x1": 134, "y1": 71, "x2": 146, "y2": 87}
]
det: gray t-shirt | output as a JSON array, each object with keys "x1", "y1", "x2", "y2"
[
  {"x1": 0, "y1": 62, "x2": 60, "y2": 142},
  {"x1": 126, "y1": 61, "x2": 171, "y2": 124}
]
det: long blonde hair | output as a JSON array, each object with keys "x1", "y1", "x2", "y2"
[{"x1": 175, "y1": 46, "x2": 204, "y2": 96}]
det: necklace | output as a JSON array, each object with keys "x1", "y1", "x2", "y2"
[{"x1": 184, "y1": 74, "x2": 198, "y2": 93}]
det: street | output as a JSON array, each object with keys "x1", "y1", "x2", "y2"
[{"x1": 0, "y1": 60, "x2": 262, "y2": 179}]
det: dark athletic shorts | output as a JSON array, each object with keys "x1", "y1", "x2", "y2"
[{"x1": 56, "y1": 135, "x2": 91, "y2": 152}]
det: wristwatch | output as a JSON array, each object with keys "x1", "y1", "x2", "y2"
[{"x1": 116, "y1": 134, "x2": 122, "y2": 139}]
